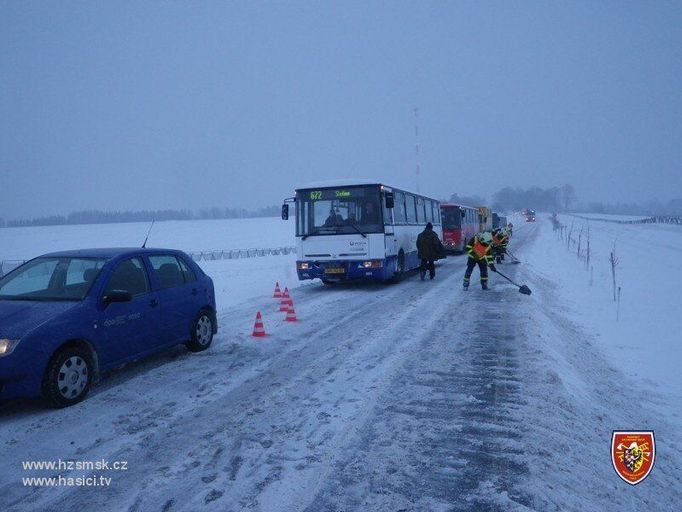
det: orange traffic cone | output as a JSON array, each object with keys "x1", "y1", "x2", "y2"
[
  {"x1": 285, "y1": 303, "x2": 298, "y2": 322},
  {"x1": 273, "y1": 282, "x2": 282, "y2": 298},
  {"x1": 252, "y1": 311, "x2": 267, "y2": 337},
  {"x1": 279, "y1": 287, "x2": 292, "y2": 311}
]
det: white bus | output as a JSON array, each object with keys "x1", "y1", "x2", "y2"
[{"x1": 282, "y1": 180, "x2": 442, "y2": 283}]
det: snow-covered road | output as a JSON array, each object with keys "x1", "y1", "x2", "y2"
[{"x1": 2, "y1": 220, "x2": 681, "y2": 511}]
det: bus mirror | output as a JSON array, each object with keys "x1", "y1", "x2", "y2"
[
  {"x1": 385, "y1": 192, "x2": 394, "y2": 209},
  {"x1": 281, "y1": 204, "x2": 289, "y2": 220},
  {"x1": 461, "y1": 209, "x2": 466, "y2": 219}
]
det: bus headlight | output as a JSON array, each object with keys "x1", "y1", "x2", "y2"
[
  {"x1": 0, "y1": 339, "x2": 19, "y2": 357},
  {"x1": 360, "y1": 260, "x2": 383, "y2": 268},
  {"x1": 297, "y1": 262, "x2": 310, "y2": 270}
]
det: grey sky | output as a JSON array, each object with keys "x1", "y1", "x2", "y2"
[{"x1": 1, "y1": 1, "x2": 681, "y2": 219}]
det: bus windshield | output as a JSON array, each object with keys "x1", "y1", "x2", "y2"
[
  {"x1": 296, "y1": 186, "x2": 383, "y2": 237},
  {"x1": 442, "y1": 208, "x2": 462, "y2": 229}
]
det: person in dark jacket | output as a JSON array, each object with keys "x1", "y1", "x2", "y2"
[{"x1": 416, "y1": 222, "x2": 444, "y2": 280}]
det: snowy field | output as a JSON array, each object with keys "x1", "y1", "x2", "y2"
[
  {"x1": 568, "y1": 212, "x2": 653, "y2": 222},
  {"x1": 0, "y1": 217, "x2": 303, "y2": 309},
  {"x1": 0, "y1": 217, "x2": 295, "y2": 261},
  {"x1": 1, "y1": 216, "x2": 681, "y2": 511}
]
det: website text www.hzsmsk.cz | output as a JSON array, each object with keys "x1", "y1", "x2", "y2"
[{"x1": 21, "y1": 458, "x2": 128, "y2": 487}]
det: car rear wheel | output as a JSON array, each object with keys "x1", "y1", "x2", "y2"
[
  {"x1": 187, "y1": 310, "x2": 214, "y2": 352},
  {"x1": 42, "y1": 346, "x2": 93, "y2": 408}
]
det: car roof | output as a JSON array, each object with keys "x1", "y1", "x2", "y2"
[{"x1": 39, "y1": 247, "x2": 187, "y2": 259}]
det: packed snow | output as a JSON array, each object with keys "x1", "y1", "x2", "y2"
[{"x1": 1, "y1": 215, "x2": 680, "y2": 511}]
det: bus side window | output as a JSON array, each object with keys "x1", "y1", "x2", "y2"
[
  {"x1": 406, "y1": 195, "x2": 417, "y2": 224},
  {"x1": 426, "y1": 201, "x2": 434, "y2": 223},
  {"x1": 394, "y1": 192, "x2": 407, "y2": 224},
  {"x1": 416, "y1": 197, "x2": 426, "y2": 223}
]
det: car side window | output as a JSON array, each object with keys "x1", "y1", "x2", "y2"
[
  {"x1": 104, "y1": 258, "x2": 150, "y2": 297},
  {"x1": 149, "y1": 255, "x2": 186, "y2": 289},
  {"x1": 176, "y1": 257, "x2": 197, "y2": 283}
]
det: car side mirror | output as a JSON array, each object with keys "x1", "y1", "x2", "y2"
[
  {"x1": 385, "y1": 192, "x2": 394, "y2": 209},
  {"x1": 281, "y1": 204, "x2": 289, "y2": 220},
  {"x1": 102, "y1": 290, "x2": 132, "y2": 305}
]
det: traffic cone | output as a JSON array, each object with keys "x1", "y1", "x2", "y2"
[
  {"x1": 279, "y1": 287, "x2": 292, "y2": 311},
  {"x1": 252, "y1": 311, "x2": 267, "y2": 337},
  {"x1": 273, "y1": 282, "x2": 282, "y2": 298},
  {"x1": 285, "y1": 303, "x2": 298, "y2": 322}
]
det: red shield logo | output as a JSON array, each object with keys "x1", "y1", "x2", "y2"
[{"x1": 611, "y1": 431, "x2": 655, "y2": 485}]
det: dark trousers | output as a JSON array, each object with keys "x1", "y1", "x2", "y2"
[
  {"x1": 420, "y1": 259, "x2": 435, "y2": 279},
  {"x1": 463, "y1": 257, "x2": 488, "y2": 284}
]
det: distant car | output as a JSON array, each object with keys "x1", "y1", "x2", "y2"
[{"x1": 0, "y1": 248, "x2": 217, "y2": 407}]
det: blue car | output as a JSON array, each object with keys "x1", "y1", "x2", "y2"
[{"x1": 0, "y1": 248, "x2": 217, "y2": 407}]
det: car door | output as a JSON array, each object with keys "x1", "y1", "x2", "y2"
[
  {"x1": 147, "y1": 254, "x2": 198, "y2": 346},
  {"x1": 97, "y1": 257, "x2": 161, "y2": 367}
]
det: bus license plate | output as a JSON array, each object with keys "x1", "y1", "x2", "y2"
[{"x1": 325, "y1": 267, "x2": 344, "y2": 274}]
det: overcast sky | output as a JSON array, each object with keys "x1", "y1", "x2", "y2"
[{"x1": 1, "y1": 1, "x2": 681, "y2": 219}]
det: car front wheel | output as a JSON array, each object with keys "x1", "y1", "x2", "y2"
[
  {"x1": 187, "y1": 310, "x2": 214, "y2": 352},
  {"x1": 42, "y1": 346, "x2": 93, "y2": 408}
]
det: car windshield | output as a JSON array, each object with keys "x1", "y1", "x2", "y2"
[
  {"x1": 296, "y1": 186, "x2": 384, "y2": 236},
  {"x1": 0, "y1": 257, "x2": 108, "y2": 301}
]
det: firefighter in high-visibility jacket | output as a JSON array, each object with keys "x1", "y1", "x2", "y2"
[
  {"x1": 463, "y1": 231, "x2": 496, "y2": 290},
  {"x1": 491, "y1": 228, "x2": 509, "y2": 264}
]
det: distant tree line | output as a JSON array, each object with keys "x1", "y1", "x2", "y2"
[
  {"x1": 3, "y1": 206, "x2": 281, "y2": 228},
  {"x1": 491, "y1": 184, "x2": 577, "y2": 212},
  {"x1": 443, "y1": 192, "x2": 487, "y2": 207},
  {"x1": 579, "y1": 198, "x2": 682, "y2": 217}
]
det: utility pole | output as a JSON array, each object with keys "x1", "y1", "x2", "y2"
[{"x1": 413, "y1": 107, "x2": 421, "y2": 193}]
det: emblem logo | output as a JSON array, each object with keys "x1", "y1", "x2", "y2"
[{"x1": 611, "y1": 431, "x2": 655, "y2": 485}]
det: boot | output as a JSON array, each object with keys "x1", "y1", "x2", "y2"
[
  {"x1": 420, "y1": 271, "x2": 426, "y2": 281},
  {"x1": 463, "y1": 281, "x2": 469, "y2": 291},
  {"x1": 481, "y1": 281, "x2": 489, "y2": 290}
]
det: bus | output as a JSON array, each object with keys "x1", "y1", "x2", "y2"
[
  {"x1": 440, "y1": 203, "x2": 479, "y2": 253},
  {"x1": 281, "y1": 180, "x2": 442, "y2": 283},
  {"x1": 477, "y1": 206, "x2": 492, "y2": 232}
]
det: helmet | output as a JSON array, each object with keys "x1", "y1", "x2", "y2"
[
  {"x1": 508, "y1": 222, "x2": 513, "y2": 228},
  {"x1": 479, "y1": 232, "x2": 493, "y2": 245}
]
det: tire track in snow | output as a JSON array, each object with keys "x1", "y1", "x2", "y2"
[{"x1": 301, "y1": 263, "x2": 535, "y2": 511}]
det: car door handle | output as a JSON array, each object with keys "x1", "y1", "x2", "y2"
[{"x1": 149, "y1": 299, "x2": 159, "y2": 308}]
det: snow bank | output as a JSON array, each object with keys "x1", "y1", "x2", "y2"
[{"x1": 525, "y1": 214, "x2": 682, "y2": 405}]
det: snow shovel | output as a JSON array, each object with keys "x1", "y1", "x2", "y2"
[{"x1": 491, "y1": 268, "x2": 532, "y2": 295}]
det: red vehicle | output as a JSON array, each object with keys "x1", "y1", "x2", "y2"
[{"x1": 440, "y1": 203, "x2": 480, "y2": 252}]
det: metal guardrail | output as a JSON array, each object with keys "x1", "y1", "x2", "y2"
[
  {"x1": 0, "y1": 247, "x2": 296, "y2": 277},
  {"x1": 187, "y1": 246, "x2": 296, "y2": 262}
]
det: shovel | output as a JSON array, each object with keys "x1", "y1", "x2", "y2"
[
  {"x1": 504, "y1": 249, "x2": 521, "y2": 264},
  {"x1": 491, "y1": 267, "x2": 532, "y2": 295}
]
